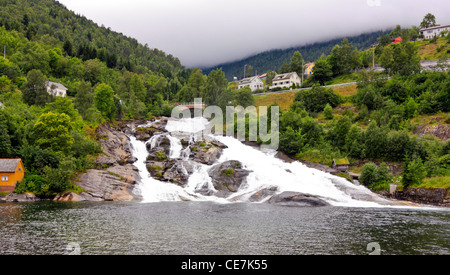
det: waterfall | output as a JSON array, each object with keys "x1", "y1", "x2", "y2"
[{"x1": 129, "y1": 118, "x2": 395, "y2": 207}]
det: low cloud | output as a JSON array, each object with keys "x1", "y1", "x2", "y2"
[{"x1": 59, "y1": 0, "x2": 450, "y2": 68}]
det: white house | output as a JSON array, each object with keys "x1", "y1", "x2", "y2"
[
  {"x1": 46, "y1": 81, "x2": 68, "y2": 97},
  {"x1": 419, "y1": 24, "x2": 450, "y2": 39},
  {"x1": 238, "y1": 76, "x2": 263, "y2": 91},
  {"x1": 270, "y1": 72, "x2": 301, "y2": 90}
]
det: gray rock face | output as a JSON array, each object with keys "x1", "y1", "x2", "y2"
[
  {"x1": 189, "y1": 141, "x2": 227, "y2": 165},
  {"x1": 208, "y1": 160, "x2": 250, "y2": 197},
  {"x1": 95, "y1": 123, "x2": 135, "y2": 167},
  {"x1": 268, "y1": 192, "x2": 330, "y2": 207},
  {"x1": 75, "y1": 165, "x2": 138, "y2": 201}
]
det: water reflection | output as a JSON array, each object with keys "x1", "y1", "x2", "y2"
[{"x1": 0, "y1": 202, "x2": 448, "y2": 255}]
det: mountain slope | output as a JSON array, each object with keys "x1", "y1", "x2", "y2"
[
  {"x1": 0, "y1": 0, "x2": 184, "y2": 77},
  {"x1": 204, "y1": 30, "x2": 390, "y2": 80}
]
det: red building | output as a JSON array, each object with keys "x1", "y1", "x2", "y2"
[{"x1": 392, "y1": 36, "x2": 402, "y2": 44}]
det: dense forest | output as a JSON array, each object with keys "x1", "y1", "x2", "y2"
[{"x1": 204, "y1": 31, "x2": 390, "y2": 81}]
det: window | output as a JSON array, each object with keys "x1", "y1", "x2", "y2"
[{"x1": 1, "y1": 176, "x2": 8, "y2": 181}]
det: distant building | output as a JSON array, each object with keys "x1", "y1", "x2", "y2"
[
  {"x1": 304, "y1": 62, "x2": 315, "y2": 76},
  {"x1": 419, "y1": 24, "x2": 450, "y2": 39},
  {"x1": 332, "y1": 158, "x2": 350, "y2": 173},
  {"x1": 258, "y1": 73, "x2": 267, "y2": 81},
  {"x1": 46, "y1": 81, "x2": 68, "y2": 97},
  {"x1": 238, "y1": 76, "x2": 264, "y2": 91},
  {"x1": 270, "y1": 72, "x2": 301, "y2": 90},
  {"x1": 392, "y1": 36, "x2": 403, "y2": 44},
  {"x1": 0, "y1": 159, "x2": 25, "y2": 193}
]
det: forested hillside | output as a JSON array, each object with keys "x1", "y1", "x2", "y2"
[
  {"x1": 0, "y1": 0, "x2": 185, "y2": 77},
  {"x1": 0, "y1": 0, "x2": 189, "y2": 196},
  {"x1": 204, "y1": 31, "x2": 390, "y2": 80}
]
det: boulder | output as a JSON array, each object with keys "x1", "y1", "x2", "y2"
[
  {"x1": 190, "y1": 140, "x2": 227, "y2": 165},
  {"x1": 268, "y1": 192, "x2": 330, "y2": 207},
  {"x1": 208, "y1": 160, "x2": 250, "y2": 197},
  {"x1": 53, "y1": 192, "x2": 84, "y2": 202},
  {"x1": 249, "y1": 187, "x2": 278, "y2": 202},
  {"x1": 75, "y1": 168, "x2": 136, "y2": 201},
  {"x1": 162, "y1": 160, "x2": 195, "y2": 186},
  {"x1": 1, "y1": 193, "x2": 41, "y2": 202}
]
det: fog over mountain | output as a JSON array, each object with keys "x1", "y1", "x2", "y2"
[{"x1": 58, "y1": 0, "x2": 450, "y2": 68}]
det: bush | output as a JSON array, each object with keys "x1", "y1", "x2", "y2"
[
  {"x1": 323, "y1": 104, "x2": 334, "y2": 120},
  {"x1": 294, "y1": 86, "x2": 341, "y2": 113},
  {"x1": 360, "y1": 162, "x2": 390, "y2": 188},
  {"x1": 401, "y1": 157, "x2": 426, "y2": 188}
]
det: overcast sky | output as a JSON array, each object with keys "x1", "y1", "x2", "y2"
[{"x1": 57, "y1": 0, "x2": 450, "y2": 68}]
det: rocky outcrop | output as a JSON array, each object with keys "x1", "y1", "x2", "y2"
[
  {"x1": 95, "y1": 123, "x2": 136, "y2": 167},
  {"x1": 249, "y1": 187, "x2": 278, "y2": 202},
  {"x1": 190, "y1": 140, "x2": 227, "y2": 165},
  {"x1": 414, "y1": 124, "x2": 450, "y2": 141},
  {"x1": 1, "y1": 193, "x2": 42, "y2": 202},
  {"x1": 394, "y1": 188, "x2": 449, "y2": 206},
  {"x1": 208, "y1": 160, "x2": 250, "y2": 198},
  {"x1": 74, "y1": 166, "x2": 139, "y2": 201},
  {"x1": 268, "y1": 191, "x2": 330, "y2": 207}
]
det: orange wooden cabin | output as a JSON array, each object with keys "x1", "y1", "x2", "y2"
[{"x1": 0, "y1": 159, "x2": 25, "y2": 193}]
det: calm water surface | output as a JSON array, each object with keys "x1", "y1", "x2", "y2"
[{"x1": 0, "y1": 201, "x2": 448, "y2": 255}]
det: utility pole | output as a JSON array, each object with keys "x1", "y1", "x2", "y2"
[
  {"x1": 301, "y1": 60, "x2": 304, "y2": 86},
  {"x1": 372, "y1": 44, "x2": 375, "y2": 69}
]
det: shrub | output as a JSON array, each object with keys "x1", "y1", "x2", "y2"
[{"x1": 360, "y1": 162, "x2": 390, "y2": 188}]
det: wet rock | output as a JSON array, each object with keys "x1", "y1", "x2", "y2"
[
  {"x1": 208, "y1": 160, "x2": 250, "y2": 197},
  {"x1": 249, "y1": 187, "x2": 278, "y2": 202},
  {"x1": 268, "y1": 192, "x2": 330, "y2": 207},
  {"x1": 53, "y1": 192, "x2": 85, "y2": 202},
  {"x1": 1, "y1": 193, "x2": 42, "y2": 202},
  {"x1": 163, "y1": 160, "x2": 194, "y2": 186},
  {"x1": 190, "y1": 140, "x2": 227, "y2": 165}
]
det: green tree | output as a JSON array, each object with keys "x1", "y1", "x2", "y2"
[
  {"x1": 289, "y1": 51, "x2": 304, "y2": 76},
  {"x1": 234, "y1": 86, "x2": 254, "y2": 108},
  {"x1": 94, "y1": 83, "x2": 115, "y2": 120},
  {"x1": 360, "y1": 162, "x2": 390, "y2": 188},
  {"x1": 364, "y1": 121, "x2": 387, "y2": 159},
  {"x1": 203, "y1": 69, "x2": 228, "y2": 106},
  {"x1": 294, "y1": 86, "x2": 341, "y2": 113},
  {"x1": 323, "y1": 104, "x2": 334, "y2": 120},
  {"x1": 328, "y1": 38, "x2": 361, "y2": 76},
  {"x1": 312, "y1": 55, "x2": 333, "y2": 85},
  {"x1": 0, "y1": 121, "x2": 12, "y2": 157},
  {"x1": 380, "y1": 42, "x2": 421, "y2": 76},
  {"x1": 401, "y1": 157, "x2": 426, "y2": 188},
  {"x1": 33, "y1": 112, "x2": 74, "y2": 153},
  {"x1": 420, "y1": 13, "x2": 437, "y2": 29},
  {"x1": 265, "y1": 70, "x2": 276, "y2": 87},
  {"x1": 22, "y1": 69, "x2": 50, "y2": 106},
  {"x1": 279, "y1": 126, "x2": 304, "y2": 156},
  {"x1": 74, "y1": 81, "x2": 94, "y2": 119}
]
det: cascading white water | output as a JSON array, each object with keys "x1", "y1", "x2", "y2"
[{"x1": 130, "y1": 118, "x2": 395, "y2": 207}]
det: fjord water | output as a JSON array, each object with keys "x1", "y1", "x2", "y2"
[
  {"x1": 0, "y1": 118, "x2": 449, "y2": 255},
  {"x1": 0, "y1": 202, "x2": 449, "y2": 255}
]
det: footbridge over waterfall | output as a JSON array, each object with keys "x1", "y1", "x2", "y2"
[{"x1": 173, "y1": 102, "x2": 205, "y2": 110}]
